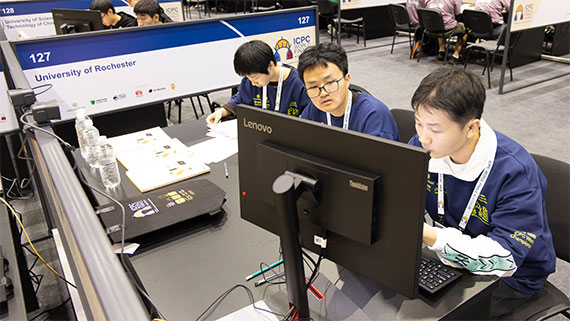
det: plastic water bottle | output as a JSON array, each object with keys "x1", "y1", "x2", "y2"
[
  {"x1": 97, "y1": 136, "x2": 120, "y2": 189},
  {"x1": 74, "y1": 108, "x2": 91, "y2": 158},
  {"x1": 82, "y1": 119, "x2": 100, "y2": 168}
]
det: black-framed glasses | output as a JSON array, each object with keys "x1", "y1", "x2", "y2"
[{"x1": 306, "y1": 76, "x2": 345, "y2": 98}]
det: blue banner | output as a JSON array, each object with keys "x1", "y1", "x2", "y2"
[{"x1": 14, "y1": 9, "x2": 315, "y2": 70}]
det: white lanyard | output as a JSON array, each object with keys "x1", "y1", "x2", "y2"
[
  {"x1": 437, "y1": 153, "x2": 495, "y2": 231},
  {"x1": 326, "y1": 90, "x2": 352, "y2": 130},
  {"x1": 262, "y1": 63, "x2": 284, "y2": 112}
]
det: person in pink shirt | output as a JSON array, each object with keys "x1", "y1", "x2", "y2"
[
  {"x1": 424, "y1": 0, "x2": 467, "y2": 64},
  {"x1": 474, "y1": 0, "x2": 510, "y2": 39},
  {"x1": 407, "y1": 0, "x2": 425, "y2": 28}
]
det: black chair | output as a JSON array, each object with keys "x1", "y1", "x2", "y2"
[
  {"x1": 186, "y1": 0, "x2": 210, "y2": 19},
  {"x1": 349, "y1": 83, "x2": 371, "y2": 94},
  {"x1": 416, "y1": 8, "x2": 463, "y2": 63},
  {"x1": 463, "y1": 28, "x2": 522, "y2": 89},
  {"x1": 333, "y1": 11, "x2": 366, "y2": 47},
  {"x1": 388, "y1": 4, "x2": 414, "y2": 55},
  {"x1": 317, "y1": 0, "x2": 337, "y2": 41},
  {"x1": 463, "y1": 9, "x2": 495, "y2": 41},
  {"x1": 499, "y1": 154, "x2": 570, "y2": 321},
  {"x1": 281, "y1": 0, "x2": 309, "y2": 8},
  {"x1": 390, "y1": 109, "x2": 415, "y2": 143},
  {"x1": 252, "y1": 0, "x2": 281, "y2": 12}
]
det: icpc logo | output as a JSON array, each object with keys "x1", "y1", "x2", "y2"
[
  {"x1": 514, "y1": 5, "x2": 523, "y2": 21},
  {"x1": 274, "y1": 38, "x2": 293, "y2": 62}
]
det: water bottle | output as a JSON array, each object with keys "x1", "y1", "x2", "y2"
[
  {"x1": 82, "y1": 119, "x2": 100, "y2": 168},
  {"x1": 75, "y1": 108, "x2": 91, "y2": 158},
  {"x1": 97, "y1": 136, "x2": 120, "y2": 189}
]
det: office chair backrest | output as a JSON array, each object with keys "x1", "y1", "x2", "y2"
[
  {"x1": 318, "y1": 0, "x2": 336, "y2": 18},
  {"x1": 281, "y1": 0, "x2": 309, "y2": 8},
  {"x1": 388, "y1": 4, "x2": 411, "y2": 26},
  {"x1": 349, "y1": 83, "x2": 371, "y2": 95},
  {"x1": 496, "y1": 27, "x2": 521, "y2": 48},
  {"x1": 390, "y1": 109, "x2": 416, "y2": 143},
  {"x1": 463, "y1": 9, "x2": 494, "y2": 35},
  {"x1": 531, "y1": 154, "x2": 570, "y2": 263},
  {"x1": 417, "y1": 8, "x2": 445, "y2": 34}
]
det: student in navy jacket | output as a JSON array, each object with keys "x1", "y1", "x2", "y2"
[
  {"x1": 206, "y1": 40, "x2": 310, "y2": 125},
  {"x1": 296, "y1": 43, "x2": 399, "y2": 141},
  {"x1": 410, "y1": 67, "x2": 555, "y2": 318}
]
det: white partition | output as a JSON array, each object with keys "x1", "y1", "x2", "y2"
[
  {"x1": 0, "y1": 0, "x2": 184, "y2": 40},
  {"x1": 510, "y1": 0, "x2": 570, "y2": 31},
  {"x1": 11, "y1": 7, "x2": 318, "y2": 121}
]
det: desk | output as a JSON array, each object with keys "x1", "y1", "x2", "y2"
[{"x1": 80, "y1": 119, "x2": 497, "y2": 320}]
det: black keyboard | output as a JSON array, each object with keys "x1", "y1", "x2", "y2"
[{"x1": 418, "y1": 256, "x2": 462, "y2": 295}]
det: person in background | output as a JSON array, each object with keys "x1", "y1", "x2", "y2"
[
  {"x1": 297, "y1": 43, "x2": 399, "y2": 141},
  {"x1": 206, "y1": 40, "x2": 310, "y2": 125},
  {"x1": 128, "y1": 0, "x2": 174, "y2": 24},
  {"x1": 407, "y1": 0, "x2": 425, "y2": 28},
  {"x1": 90, "y1": 0, "x2": 136, "y2": 29},
  {"x1": 473, "y1": 0, "x2": 510, "y2": 40},
  {"x1": 410, "y1": 66, "x2": 555, "y2": 318},
  {"x1": 423, "y1": 0, "x2": 468, "y2": 64},
  {"x1": 134, "y1": 0, "x2": 165, "y2": 26}
]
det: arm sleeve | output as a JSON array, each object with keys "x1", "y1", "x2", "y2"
[
  {"x1": 429, "y1": 227, "x2": 517, "y2": 277},
  {"x1": 502, "y1": 0, "x2": 510, "y2": 11},
  {"x1": 455, "y1": 0, "x2": 462, "y2": 16},
  {"x1": 227, "y1": 78, "x2": 250, "y2": 110},
  {"x1": 221, "y1": 103, "x2": 237, "y2": 118}
]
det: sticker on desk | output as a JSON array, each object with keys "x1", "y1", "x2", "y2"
[
  {"x1": 128, "y1": 198, "x2": 160, "y2": 218},
  {"x1": 159, "y1": 188, "x2": 195, "y2": 208}
]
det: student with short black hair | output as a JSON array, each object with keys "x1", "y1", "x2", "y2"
[
  {"x1": 134, "y1": 0, "x2": 164, "y2": 26},
  {"x1": 297, "y1": 43, "x2": 399, "y2": 141},
  {"x1": 128, "y1": 0, "x2": 174, "y2": 24},
  {"x1": 206, "y1": 40, "x2": 310, "y2": 125},
  {"x1": 410, "y1": 67, "x2": 555, "y2": 318},
  {"x1": 90, "y1": 0, "x2": 136, "y2": 29}
]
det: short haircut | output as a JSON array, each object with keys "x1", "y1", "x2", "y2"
[
  {"x1": 411, "y1": 67, "x2": 485, "y2": 126},
  {"x1": 134, "y1": 0, "x2": 161, "y2": 18},
  {"x1": 233, "y1": 40, "x2": 276, "y2": 76},
  {"x1": 297, "y1": 43, "x2": 348, "y2": 83},
  {"x1": 90, "y1": 0, "x2": 115, "y2": 14}
]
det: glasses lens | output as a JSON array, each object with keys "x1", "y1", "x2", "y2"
[
  {"x1": 306, "y1": 88, "x2": 321, "y2": 98},
  {"x1": 324, "y1": 80, "x2": 340, "y2": 94}
]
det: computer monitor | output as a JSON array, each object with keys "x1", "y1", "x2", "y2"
[
  {"x1": 52, "y1": 9, "x2": 105, "y2": 35},
  {"x1": 237, "y1": 105, "x2": 429, "y2": 318}
]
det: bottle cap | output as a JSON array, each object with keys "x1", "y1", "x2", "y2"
[{"x1": 76, "y1": 108, "x2": 86, "y2": 120}]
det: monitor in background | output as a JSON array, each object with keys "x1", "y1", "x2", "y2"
[
  {"x1": 237, "y1": 105, "x2": 429, "y2": 318},
  {"x1": 51, "y1": 9, "x2": 104, "y2": 35}
]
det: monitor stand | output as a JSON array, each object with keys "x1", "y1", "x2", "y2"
[{"x1": 272, "y1": 171, "x2": 320, "y2": 320}]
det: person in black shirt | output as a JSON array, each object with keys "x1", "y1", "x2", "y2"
[
  {"x1": 127, "y1": 0, "x2": 174, "y2": 24},
  {"x1": 90, "y1": 0, "x2": 136, "y2": 29}
]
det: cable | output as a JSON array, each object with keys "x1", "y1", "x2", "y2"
[
  {"x1": 29, "y1": 298, "x2": 71, "y2": 321},
  {"x1": 0, "y1": 196, "x2": 76, "y2": 289},
  {"x1": 32, "y1": 83, "x2": 53, "y2": 96},
  {"x1": 71, "y1": 153, "x2": 169, "y2": 320},
  {"x1": 19, "y1": 112, "x2": 74, "y2": 151}
]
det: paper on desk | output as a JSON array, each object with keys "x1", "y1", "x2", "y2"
[
  {"x1": 207, "y1": 119, "x2": 237, "y2": 140},
  {"x1": 187, "y1": 136, "x2": 238, "y2": 164},
  {"x1": 112, "y1": 243, "x2": 140, "y2": 255},
  {"x1": 216, "y1": 300, "x2": 279, "y2": 321}
]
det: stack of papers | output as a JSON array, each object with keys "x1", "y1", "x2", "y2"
[
  {"x1": 191, "y1": 119, "x2": 238, "y2": 164},
  {"x1": 109, "y1": 127, "x2": 210, "y2": 193}
]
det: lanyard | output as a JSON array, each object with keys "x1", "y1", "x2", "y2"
[
  {"x1": 262, "y1": 63, "x2": 284, "y2": 112},
  {"x1": 437, "y1": 153, "x2": 495, "y2": 231},
  {"x1": 326, "y1": 90, "x2": 352, "y2": 130}
]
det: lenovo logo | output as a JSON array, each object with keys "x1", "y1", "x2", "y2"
[
  {"x1": 243, "y1": 118, "x2": 272, "y2": 134},
  {"x1": 349, "y1": 180, "x2": 368, "y2": 192}
]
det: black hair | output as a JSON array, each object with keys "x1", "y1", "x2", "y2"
[
  {"x1": 233, "y1": 40, "x2": 276, "y2": 76},
  {"x1": 411, "y1": 67, "x2": 485, "y2": 126},
  {"x1": 134, "y1": 0, "x2": 161, "y2": 18},
  {"x1": 90, "y1": 0, "x2": 115, "y2": 14},
  {"x1": 297, "y1": 42, "x2": 348, "y2": 83}
]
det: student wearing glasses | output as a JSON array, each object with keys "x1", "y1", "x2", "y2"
[
  {"x1": 297, "y1": 43, "x2": 399, "y2": 141},
  {"x1": 206, "y1": 40, "x2": 310, "y2": 125}
]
